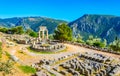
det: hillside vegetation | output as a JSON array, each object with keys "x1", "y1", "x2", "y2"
[{"x1": 69, "y1": 14, "x2": 120, "y2": 43}]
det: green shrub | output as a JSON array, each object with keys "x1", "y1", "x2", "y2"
[
  {"x1": 0, "y1": 60, "x2": 13, "y2": 74},
  {"x1": 29, "y1": 31, "x2": 38, "y2": 37},
  {"x1": 0, "y1": 42, "x2": 2, "y2": 58},
  {"x1": 109, "y1": 38, "x2": 120, "y2": 52},
  {"x1": 5, "y1": 51, "x2": 11, "y2": 59},
  {"x1": 86, "y1": 36, "x2": 107, "y2": 48},
  {"x1": 19, "y1": 65, "x2": 36, "y2": 74}
]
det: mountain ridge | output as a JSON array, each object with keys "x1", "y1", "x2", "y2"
[
  {"x1": 69, "y1": 14, "x2": 120, "y2": 43},
  {"x1": 0, "y1": 16, "x2": 68, "y2": 34},
  {"x1": 0, "y1": 14, "x2": 120, "y2": 43}
]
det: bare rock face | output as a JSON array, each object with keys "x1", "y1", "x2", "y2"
[{"x1": 69, "y1": 14, "x2": 120, "y2": 43}]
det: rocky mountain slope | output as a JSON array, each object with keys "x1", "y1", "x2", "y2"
[
  {"x1": 0, "y1": 14, "x2": 120, "y2": 43},
  {"x1": 0, "y1": 17, "x2": 67, "y2": 34},
  {"x1": 69, "y1": 14, "x2": 120, "y2": 43}
]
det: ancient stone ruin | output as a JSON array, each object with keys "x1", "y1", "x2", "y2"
[
  {"x1": 34, "y1": 52, "x2": 120, "y2": 76},
  {"x1": 38, "y1": 26, "x2": 48, "y2": 41},
  {"x1": 31, "y1": 26, "x2": 66, "y2": 51}
]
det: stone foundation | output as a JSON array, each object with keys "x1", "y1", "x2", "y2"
[{"x1": 31, "y1": 43, "x2": 66, "y2": 52}]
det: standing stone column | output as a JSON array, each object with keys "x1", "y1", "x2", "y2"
[
  {"x1": 46, "y1": 30, "x2": 48, "y2": 40},
  {"x1": 42, "y1": 31, "x2": 44, "y2": 39},
  {"x1": 33, "y1": 41, "x2": 35, "y2": 48},
  {"x1": 39, "y1": 31, "x2": 41, "y2": 39},
  {"x1": 36, "y1": 38, "x2": 39, "y2": 43}
]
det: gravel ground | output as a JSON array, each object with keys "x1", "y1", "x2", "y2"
[{"x1": 18, "y1": 43, "x2": 120, "y2": 65}]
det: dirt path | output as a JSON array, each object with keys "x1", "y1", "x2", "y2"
[
  {"x1": 20, "y1": 43, "x2": 120, "y2": 65},
  {"x1": 2, "y1": 39, "x2": 120, "y2": 65},
  {"x1": 65, "y1": 44, "x2": 120, "y2": 58}
]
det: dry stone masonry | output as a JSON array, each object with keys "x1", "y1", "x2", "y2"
[{"x1": 34, "y1": 52, "x2": 120, "y2": 76}]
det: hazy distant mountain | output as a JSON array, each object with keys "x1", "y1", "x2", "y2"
[
  {"x1": 0, "y1": 17, "x2": 67, "y2": 34},
  {"x1": 69, "y1": 14, "x2": 120, "y2": 43}
]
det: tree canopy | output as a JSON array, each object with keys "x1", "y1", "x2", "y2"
[
  {"x1": 0, "y1": 26, "x2": 24, "y2": 34},
  {"x1": 10, "y1": 26, "x2": 24, "y2": 34},
  {"x1": 25, "y1": 29, "x2": 38, "y2": 37},
  {"x1": 0, "y1": 26, "x2": 38, "y2": 37},
  {"x1": 53, "y1": 23, "x2": 72, "y2": 42}
]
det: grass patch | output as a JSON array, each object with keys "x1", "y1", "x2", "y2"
[
  {"x1": 27, "y1": 47, "x2": 54, "y2": 54},
  {"x1": 5, "y1": 51, "x2": 11, "y2": 59},
  {"x1": 0, "y1": 42, "x2": 2, "y2": 58},
  {"x1": 27, "y1": 47, "x2": 67, "y2": 54},
  {"x1": 19, "y1": 65, "x2": 36, "y2": 74}
]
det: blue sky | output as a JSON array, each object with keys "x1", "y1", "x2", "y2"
[{"x1": 0, "y1": 0, "x2": 120, "y2": 21}]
